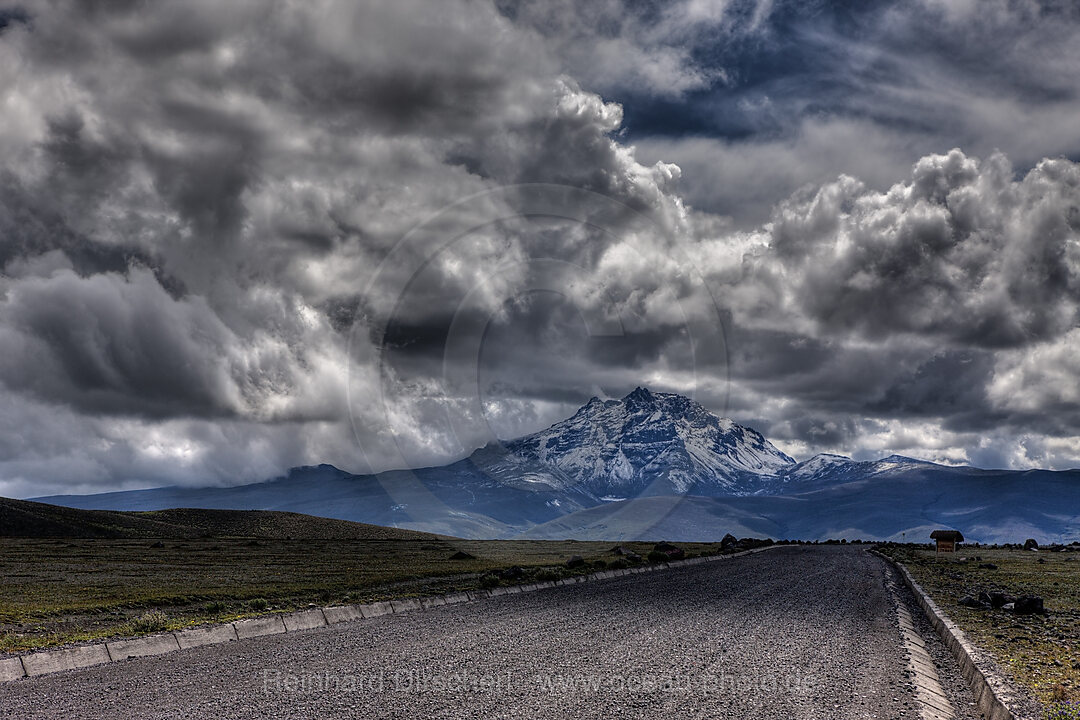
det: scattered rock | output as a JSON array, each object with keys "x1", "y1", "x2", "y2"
[
  {"x1": 653, "y1": 542, "x2": 685, "y2": 560},
  {"x1": 1011, "y1": 596, "x2": 1045, "y2": 615},
  {"x1": 566, "y1": 555, "x2": 586, "y2": 569},
  {"x1": 610, "y1": 546, "x2": 627, "y2": 555},
  {"x1": 978, "y1": 563, "x2": 998, "y2": 569},
  {"x1": 1024, "y1": 538, "x2": 1039, "y2": 551},
  {"x1": 1037, "y1": 558, "x2": 1046, "y2": 564},
  {"x1": 624, "y1": 552, "x2": 643, "y2": 563},
  {"x1": 959, "y1": 595, "x2": 989, "y2": 609},
  {"x1": 448, "y1": 550, "x2": 476, "y2": 560},
  {"x1": 149, "y1": 541, "x2": 165, "y2": 548},
  {"x1": 988, "y1": 591, "x2": 1013, "y2": 609}
]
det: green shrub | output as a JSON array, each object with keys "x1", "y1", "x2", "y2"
[
  {"x1": 647, "y1": 550, "x2": 668, "y2": 564},
  {"x1": 247, "y1": 598, "x2": 268, "y2": 611},
  {"x1": 0, "y1": 633, "x2": 20, "y2": 653},
  {"x1": 203, "y1": 601, "x2": 228, "y2": 614},
  {"x1": 479, "y1": 573, "x2": 501, "y2": 589},
  {"x1": 131, "y1": 610, "x2": 168, "y2": 633},
  {"x1": 534, "y1": 568, "x2": 562, "y2": 582},
  {"x1": 609, "y1": 559, "x2": 629, "y2": 570}
]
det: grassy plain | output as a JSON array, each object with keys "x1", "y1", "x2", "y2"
[
  {"x1": 881, "y1": 544, "x2": 1080, "y2": 705},
  {"x1": 0, "y1": 537, "x2": 728, "y2": 654}
]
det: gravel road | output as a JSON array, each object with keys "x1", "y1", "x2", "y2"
[{"x1": 1, "y1": 546, "x2": 958, "y2": 719}]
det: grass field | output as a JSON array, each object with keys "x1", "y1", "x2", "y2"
[
  {"x1": 0, "y1": 537, "x2": 734, "y2": 654},
  {"x1": 880, "y1": 544, "x2": 1080, "y2": 707}
]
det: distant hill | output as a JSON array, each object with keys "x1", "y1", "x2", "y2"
[
  {"x1": 0, "y1": 497, "x2": 443, "y2": 540},
  {"x1": 518, "y1": 466, "x2": 1080, "y2": 543}
]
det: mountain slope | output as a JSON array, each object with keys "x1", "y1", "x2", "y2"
[
  {"x1": 522, "y1": 466, "x2": 1080, "y2": 544},
  {"x1": 0, "y1": 496, "x2": 443, "y2": 540}
]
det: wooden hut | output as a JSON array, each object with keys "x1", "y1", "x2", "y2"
[{"x1": 930, "y1": 529, "x2": 964, "y2": 554}]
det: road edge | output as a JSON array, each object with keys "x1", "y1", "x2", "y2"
[
  {"x1": 870, "y1": 549, "x2": 1035, "y2": 720},
  {"x1": 881, "y1": 562, "x2": 958, "y2": 720},
  {"x1": 2, "y1": 544, "x2": 782, "y2": 683}
]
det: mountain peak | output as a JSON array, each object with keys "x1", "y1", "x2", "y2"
[{"x1": 489, "y1": 389, "x2": 795, "y2": 497}]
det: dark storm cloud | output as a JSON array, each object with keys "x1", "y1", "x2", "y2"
[
  {"x1": 0, "y1": 0, "x2": 702, "y2": 491},
  {"x1": 1, "y1": 0, "x2": 1078, "y2": 495},
  {"x1": 0, "y1": 170, "x2": 143, "y2": 277},
  {"x1": 0, "y1": 267, "x2": 240, "y2": 418},
  {"x1": 0, "y1": 7, "x2": 28, "y2": 33},
  {"x1": 699, "y1": 147, "x2": 1080, "y2": 459},
  {"x1": 765, "y1": 150, "x2": 1080, "y2": 348},
  {"x1": 617, "y1": 0, "x2": 1080, "y2": 226},
  {"x1": 872, "y1": 351, "x2": 995, "y2": 422}
]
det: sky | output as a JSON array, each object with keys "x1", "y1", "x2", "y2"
[{"x1": 0, "y1": 0, "x2": 1078, "y2": 498}]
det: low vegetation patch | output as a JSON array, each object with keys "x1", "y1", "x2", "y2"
[
  {"x1": 0, "y1": 537, "x2": 739, "y2": 653},
  {"x1": 879, "y1": 544, "x2": 1080, "y2": 708}
]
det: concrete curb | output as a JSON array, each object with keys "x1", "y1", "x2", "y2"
[
  {"x1": 176, "y1": 623, "x2": 238, "y2": 649},
  {"x1": 105, "y1": 633, "x2": 181, "y2": 662},
  {"x1": 21, "y1": 644, "x2": 111, "y2": 677},
  {"x1": 234, "y1": 615, "x2": 287, "y2": 640},
  {"x1": 2, "y1": 543, "x2": 784, "y2": 684},
  {"x1": 0, "y1": 657, "x2": 27, "y2": 682},
  {"x1": 870, "y1": 549, "x2": 1034, "y2": 720}
]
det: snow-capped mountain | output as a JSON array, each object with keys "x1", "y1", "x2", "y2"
[
  {"x1": 32, "y1": 388, "x2": 1080, "y2": 543},
  {"x1": 470, "y1": 387, "x2": 795, "y2": 498}
]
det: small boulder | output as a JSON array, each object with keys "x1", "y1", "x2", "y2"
[
  {"x1": 565, "y1": 555, "x2": 586, "y2": 569},
  {"x1": 499, "y1": 566, "x2": 524, "y2": 580},
  {"x1": 720, "y1": 533, "x2": 738, "y2": 550},
  {"x1": 1024, "y1": 538, "x2": 1039, "y2": 551},
  {"x1": 610, "y1": 546, "x2": 626, "y2": 555},
  {"x1": 959, "y1": 595, "x2": 988, "y2": 609},
  {"x1": 988, "y1": 591, "x2": 1013, "y2": 609},
  {"x1": 448, "y1": 550, "x2": 476, "y2": 560},
  {"x1": 149, "y1": 541, "x2": 165, "y2": 548},
  {"x1": 1012, "y1": 596, "x2": 1045, "y2": 615},
  {"x1": 653, "y1": 542, "x2": 679, "y2": 553},
  {"x1": 978, "y1": 563, "x2": 998, "y2": 570},
  {"x1": 624, "y1": 552, "x2": 643, "y2": 563}
]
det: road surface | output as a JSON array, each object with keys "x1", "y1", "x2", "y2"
[{"x1": 0, "y1": 546, "x2": 970, "y2": 719}]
